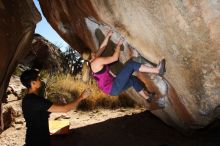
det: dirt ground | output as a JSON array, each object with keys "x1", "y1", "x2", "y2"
[
  {"x1": 50, "y1": 109, "x2": 220, "y2": 146},
  {"x1": 1, "y1": 106, "x2": 220, "y2": 146},
  {"x1": 0, "y1": 107, "x2": 145, "y2": 146},
  {"x1": 1, "y1": 75, "x2": 220, "y2": 146}
]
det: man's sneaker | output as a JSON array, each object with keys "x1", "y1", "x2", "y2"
[
  {"x1": 146, "y1": 92, "x2": 156, "y2": 103},
  {"x1": 158, "y1": 59, "x2": 166, "y2": 76}
]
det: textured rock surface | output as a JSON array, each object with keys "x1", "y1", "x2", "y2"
[
  {"x1": 39, "y1": 0, "x2": 220, "y2": 129},
  {"x1": 0, "y1": 0, "x2": 219, "y2": 131},
  {"x1": 0, "y1": 0, "x2": 40, "y2": 130},
  {"x1": 22, "y1": 34, "x2": 69, "y2": 73},
  {"x1": 0, "y1": 0, "x2": 41, "y2": 105}
]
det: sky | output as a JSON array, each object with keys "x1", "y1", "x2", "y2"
[{"x1": 34, "y1": 0, "x2": 68, "y2": 52}]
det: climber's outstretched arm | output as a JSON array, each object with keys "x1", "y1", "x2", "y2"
[{"x1": 95, "y1": 30, "x2": 113, "y2": 57}]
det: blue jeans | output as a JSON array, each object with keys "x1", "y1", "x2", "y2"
[{"x1": 110, "y1": 60, "x2": 144, "y2": 96}]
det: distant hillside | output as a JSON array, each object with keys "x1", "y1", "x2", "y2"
[{"x1": 20, "y1": 33, "x2": 69, "y2": 74}]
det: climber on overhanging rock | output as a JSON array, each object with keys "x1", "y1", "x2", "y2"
[{"x1": 88, "y1": 30, "x2": 166, "y2": 106}]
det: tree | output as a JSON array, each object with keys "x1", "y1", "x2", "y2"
[{"x1": 63, "y1": 46, "x2": 83, "y2": 75}]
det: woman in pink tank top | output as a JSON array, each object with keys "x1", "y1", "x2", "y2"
[{"x1": 90, "y1": 30, "x2": 166, "y2": 103}]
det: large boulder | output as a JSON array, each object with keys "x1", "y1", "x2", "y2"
[
  {"x1": 0, "y1": 0, "x2": 41, "y2": 103},
  {"x1": 0, "y1": 0, "x2": 41, "y2": 130},
  {"x1": 0, "y1": 0, "x2": 219, "y2": 131},
  {"x1": 39, "y1": 0, "x2": 220, "y2": 129}
]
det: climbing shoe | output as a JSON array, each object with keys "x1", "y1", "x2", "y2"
[
  {"x1": 158, "y1": 59, "x2": 166, "y2": 76},
  {"x1": 146, "y1": 92, "x2": 156, "y2": 103},
  {"x1": 155, "y1": 96, "x2": 165, "y2": 108}
]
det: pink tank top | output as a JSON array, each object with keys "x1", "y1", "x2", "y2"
[{"x1": 92, "y1": 65, "x2": 114, "y2": 94}]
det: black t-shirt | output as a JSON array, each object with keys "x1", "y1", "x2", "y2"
[{"x1": 22, "y1": 93, "x2": 53, "y2": 146}]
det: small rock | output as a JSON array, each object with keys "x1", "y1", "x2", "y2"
[
  {"x1": 15, "y1": 124, "x2": 23, "y2": 130},
  {"x1": 14, "y1": 118, "x2": 24, "y2": 124}
]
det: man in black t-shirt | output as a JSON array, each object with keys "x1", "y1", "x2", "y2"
[{"x1": 20, "y1": 69, "x2": 91, "y2": 146}]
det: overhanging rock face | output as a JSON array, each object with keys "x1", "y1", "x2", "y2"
[
  {"x1": 0, "y1": 0, "x2": 41, "y2": 104},
  {"x1": 39, "y1": 0, "x2": 220, "y2": 129}
]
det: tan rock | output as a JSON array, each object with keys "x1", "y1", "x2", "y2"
[
  {"x1": 38, "y1": 0, "x2": 220, "y2": 129},
  {"x1": 0, "y1": 0, "x2": 219, "y2": 130},
  {"x1": 0, "y1": 0, "x2": 41, "y2": 107}
]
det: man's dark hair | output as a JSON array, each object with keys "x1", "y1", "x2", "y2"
[{"x1": 20, "y1": 69, "x2": 40, "y2": 88}]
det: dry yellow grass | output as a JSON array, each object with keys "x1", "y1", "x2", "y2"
[{"x1": 45, "y1": 73, "x2": 136, "y2": 110}]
